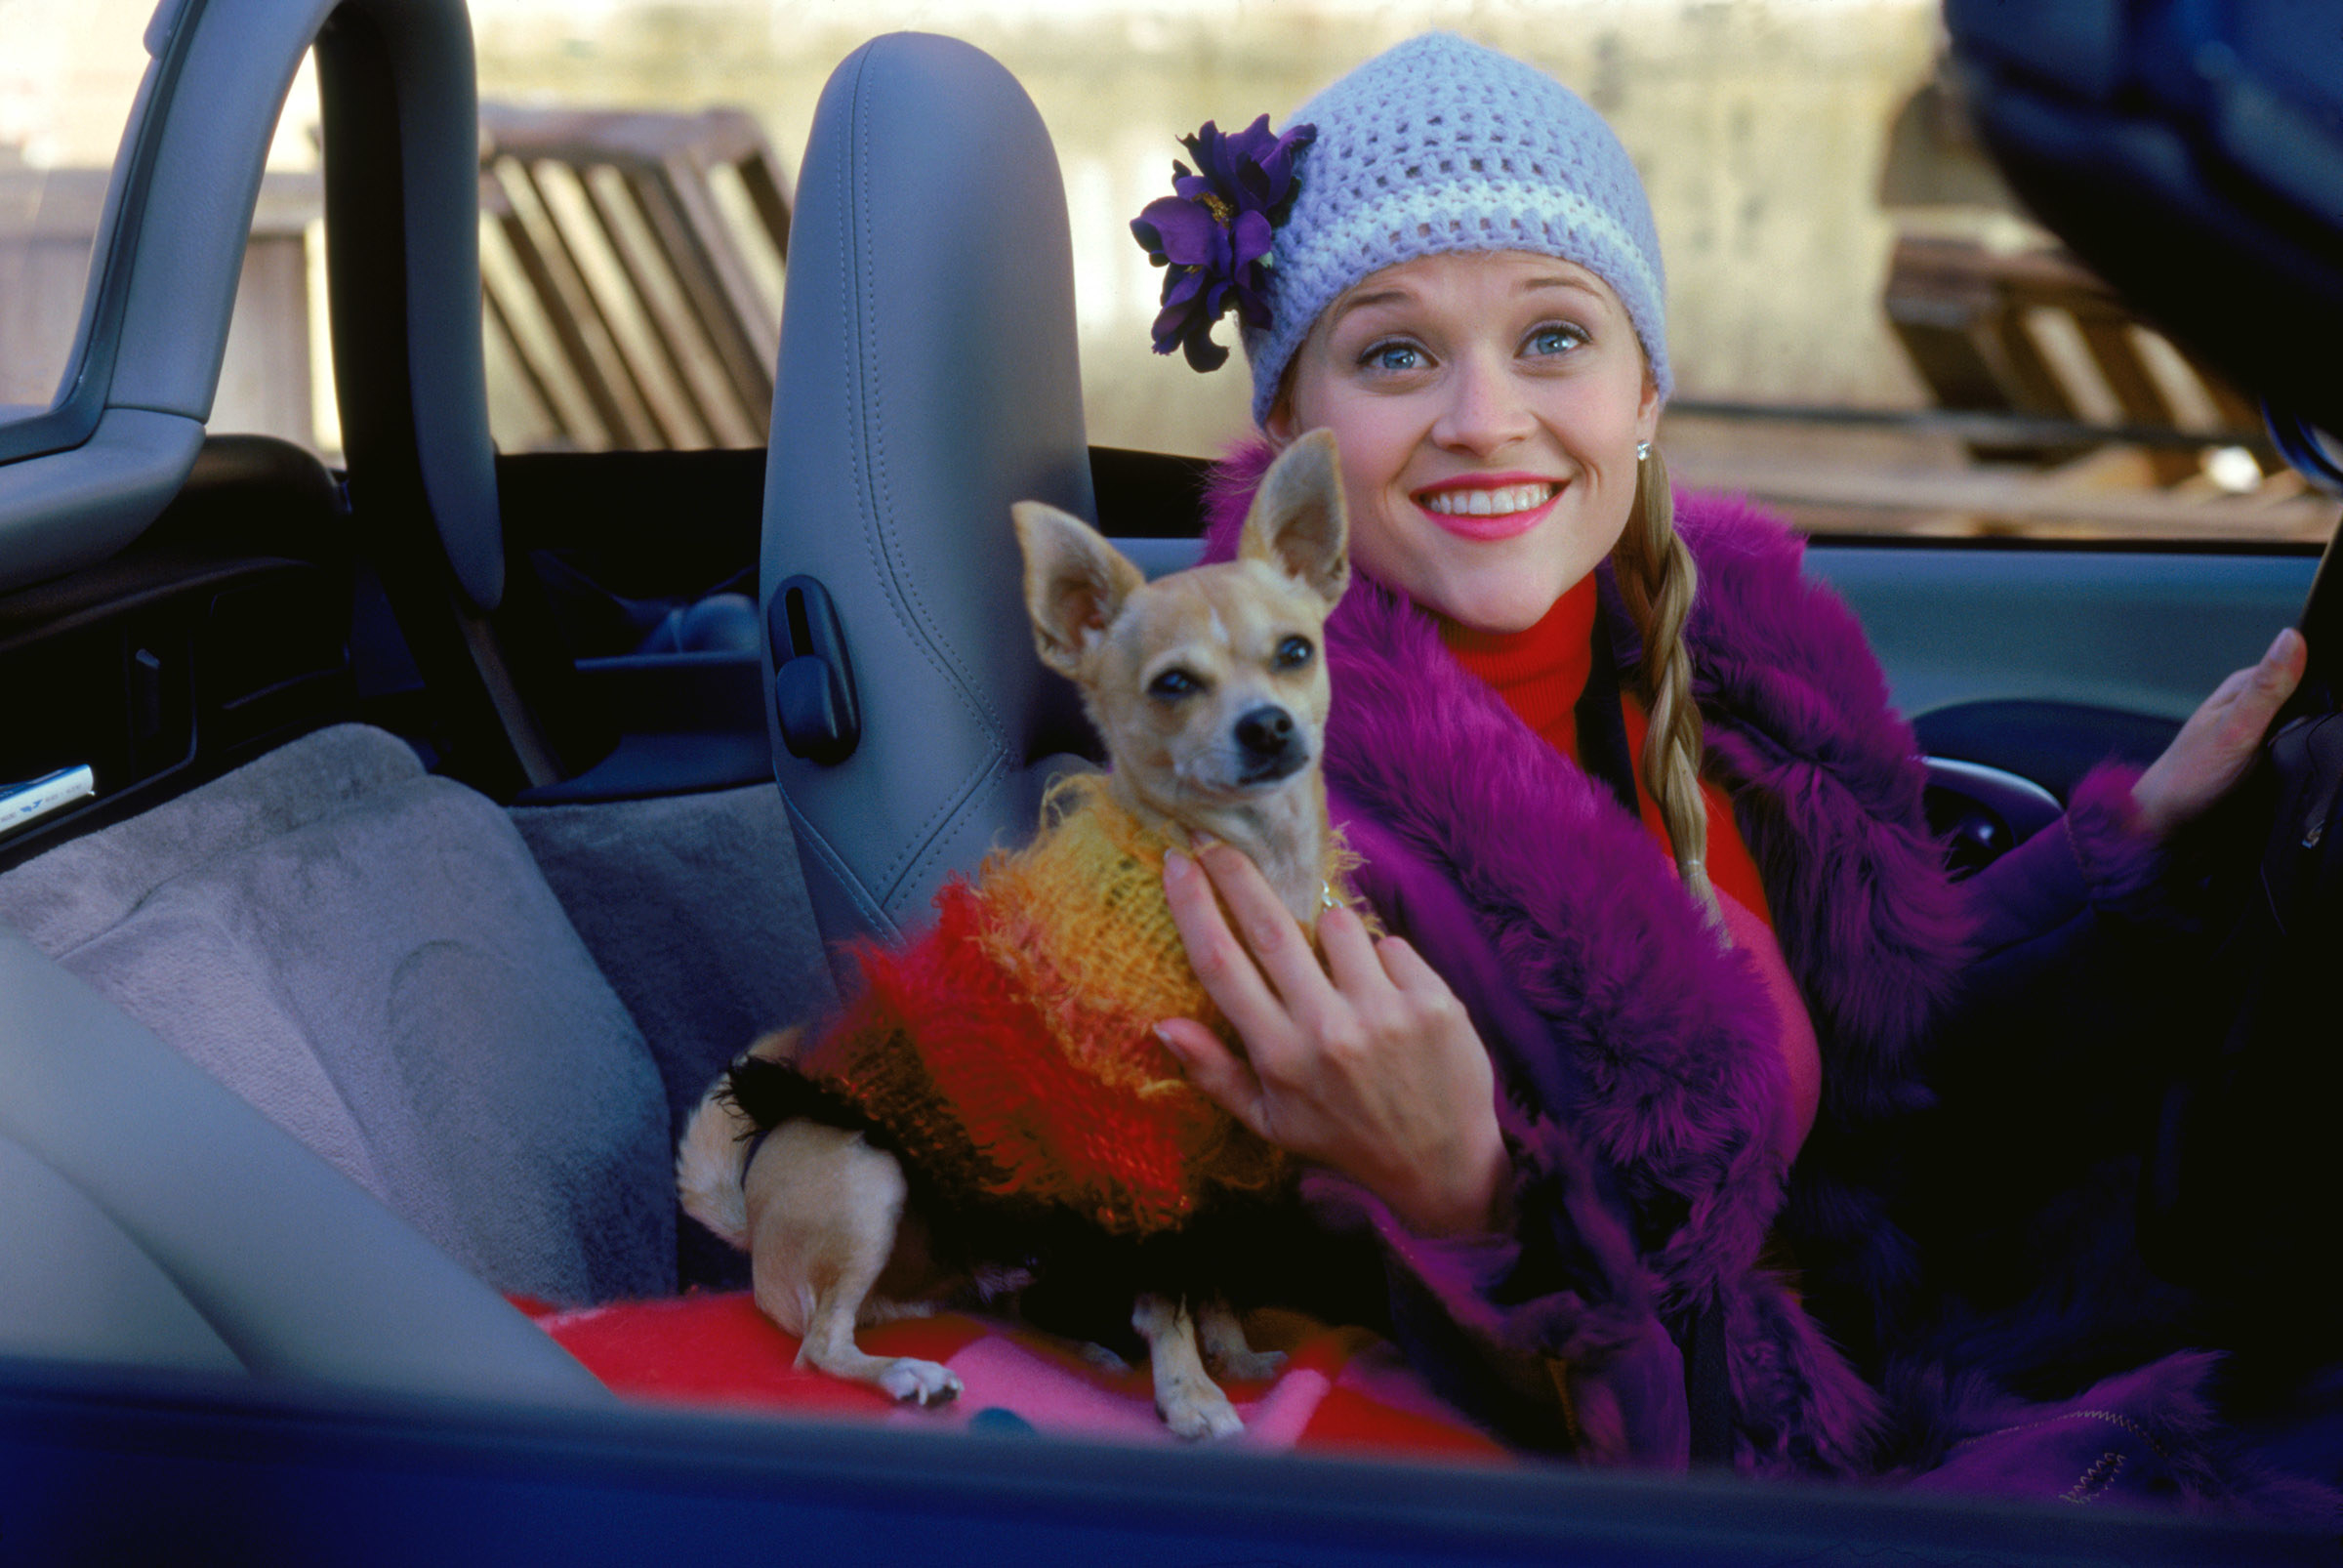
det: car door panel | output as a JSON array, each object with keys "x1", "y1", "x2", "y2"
[
  {"x1": 1808, "y1": 543, "x2": 2316, "y2": 865},
  {"x1": 0, "y1": 409, "x2": 205, "y2": 591},
  {"x1": 1807, "y1": 544, "x2": 2314, "y2": 728}
]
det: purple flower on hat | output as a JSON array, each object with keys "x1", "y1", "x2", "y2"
[{"x1": 1130, "y1": 115, "x2": 1316, "y2": 372}]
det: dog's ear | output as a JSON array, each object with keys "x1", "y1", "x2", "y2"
[
  {"x1": 1013, "y1": 501, "x2": 1148, "y2": 676},
  {"x1": 1240, "y1": 428, "x2": 1349, "y2": 609}
]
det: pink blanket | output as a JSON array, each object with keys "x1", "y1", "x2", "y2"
[{"x1": 521, "y1": 1292, "x2": 1511, "y2": 1463}]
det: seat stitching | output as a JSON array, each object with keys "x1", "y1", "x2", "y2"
[
  {"x1": 845, "y1": 43, "x2": 1007, "y2": 744},
  {"x1": 782, "y1": 793, "x2": 899, "y2": 943},
  {"x1": 813, "y1": 49, "x2": 999, "y2": 892},
  {"x1": 834, "y1": 46, "x2": 1012, "y2": 886},
  {"x1": 886, "y1": 752, "x2": 1012, "y2": 915}
]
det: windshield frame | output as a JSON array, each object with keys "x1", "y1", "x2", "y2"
[{"x1": 0, "y1": 0, "x2": 204, "y2": 467}]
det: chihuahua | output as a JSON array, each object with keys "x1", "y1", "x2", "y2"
[{"x1": 678, "y1": 431, "x2": 1350, "y2": 1439}]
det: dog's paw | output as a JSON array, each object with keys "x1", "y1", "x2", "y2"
[
  {"x1": 878, "y1": 1358, "x2": 962, "y2": 1407},
  {"x1": 1160, "y1": 1383, "x2": 1245, "y2": 1442},
  {"x1": 1209, "y1": 1345, "x2": 1287, "y2": 1382}
]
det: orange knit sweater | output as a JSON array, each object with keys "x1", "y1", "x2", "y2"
[{"x1": 791, "y1": 776, "x2": 1350, "y2": 1234}]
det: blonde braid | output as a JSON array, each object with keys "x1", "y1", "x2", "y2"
[{"x1": 1612, "y1": 441, "x2": 1722, "y2": 929}]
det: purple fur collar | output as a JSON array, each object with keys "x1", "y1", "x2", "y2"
[{"x1": 1203, "y1": 441, "x2": 1972, "y2": 1462}]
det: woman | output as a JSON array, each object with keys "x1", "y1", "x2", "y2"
[{"x1": 1134, "y1": 32, "x2": 2310, "y2": 1494}]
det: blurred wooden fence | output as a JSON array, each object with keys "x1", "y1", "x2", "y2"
[
  {"x1": 476, "y1": 104, "x2": 790, "y2": 453},
  {"x1": 1664, "y1": 234, "x2": 2337, "y2": 541},
  {"x1": 1884, "y1": 236, "x2": 2265, "y2": 477},
  {"x1": 1, "y1": 165, "x2": 318, "y2": 438}
]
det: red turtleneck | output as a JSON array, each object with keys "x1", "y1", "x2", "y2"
[
  {"x1": 1439, "y1": 578, "x2": 1776, "y2": 928},
  {"x1": 1441, "y1": 578, "x2": 1821, "y2": 1160}
]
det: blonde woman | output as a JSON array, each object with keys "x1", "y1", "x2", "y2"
[{"x1": 1136, "y1": 33, "x2": 2309, "y2": 1501}]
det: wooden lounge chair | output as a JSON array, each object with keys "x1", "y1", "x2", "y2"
[{"x1": 477, "y1": 104, "x2": 790, "y2": 452}]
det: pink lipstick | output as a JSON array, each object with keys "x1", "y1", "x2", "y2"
[{"x1": 1413, "y1": 474, "x2": 1562, "y2": 541}]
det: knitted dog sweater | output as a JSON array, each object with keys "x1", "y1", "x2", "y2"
[{"x1": 767, "y1": 775, "x2": 1348, "y2": 1236}]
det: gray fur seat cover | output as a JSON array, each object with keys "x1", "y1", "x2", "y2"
[{"x1": 0, "y1": 723, "x2": 672, "y2": 1303}]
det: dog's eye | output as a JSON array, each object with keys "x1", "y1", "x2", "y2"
[
  {"x1": 1275, "y1": 636, "x2": 1314, "y2": 670},
  {"x1": 1149, "y1": 668, "x2": 1202, "y2": 700}
]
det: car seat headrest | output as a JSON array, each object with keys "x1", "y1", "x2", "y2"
[{"x1": 760, "y1": 33, "x2": 1096, "y2": 972}]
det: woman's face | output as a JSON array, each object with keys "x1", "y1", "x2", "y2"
[{"x1": 1266, "y1": 250, "x2": 1661, "y2": 635}]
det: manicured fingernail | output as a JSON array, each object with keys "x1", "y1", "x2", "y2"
[
  {"x1": 1151, "y1": 1024, "x2": 1184, "y2": 1058},
  {"x1": 1164, "y1": 848, "x2": 1193, "y2": 885},
  {"x1": 2268, "y1": 627, "x2": 2299, "y2": 662},
  {"x1": 1189, "y1": 831, "x2": 1221, "y2": 853}
]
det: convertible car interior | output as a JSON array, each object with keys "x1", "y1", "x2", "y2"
[{"x1": 2, "y1": 0, "x2": 2339, "y2": 1559}]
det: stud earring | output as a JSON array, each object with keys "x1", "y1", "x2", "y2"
[{"x1": 1636, "y1": 440, "x2": 1652, "y2": 462}]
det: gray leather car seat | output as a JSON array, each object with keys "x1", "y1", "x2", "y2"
[
  {"x1": 0, "y1": 725, "x2": 676, "y2": 1309},
  {"x1": 0, "y1": 724, "x2": 671, "y2": 1400},
  {"x1": 760, "y1": 32, "x2": 1100, "y2": 970},
  {"x1": 0, "y1": 926, "x2": 603, "y2": 1403}
]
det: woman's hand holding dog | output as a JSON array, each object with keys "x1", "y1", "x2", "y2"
[{"x1": 1156, "y1": 845, "x2": 1510, "y2": 1237}]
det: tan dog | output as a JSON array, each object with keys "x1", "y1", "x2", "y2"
[{"x1": 678, "y1": 431, "x2": 1349, "y2": 1438}]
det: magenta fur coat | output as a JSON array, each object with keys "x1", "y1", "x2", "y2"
[{"x1": 1198, "y1": 441, "x2": 2317, "y2": 1510}]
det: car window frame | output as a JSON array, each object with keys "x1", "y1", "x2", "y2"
[{"x1": 0, "y1": 0, "x2": 205, "y2": 467}]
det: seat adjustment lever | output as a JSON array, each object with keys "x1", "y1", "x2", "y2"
[{"x1": 768, "y1": 575, "x2": 861, "y2": 765}]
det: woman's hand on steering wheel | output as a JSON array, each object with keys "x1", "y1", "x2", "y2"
[
  {"x1": 2132, "y1": 628, "x2": 2309, "y2": 843},
  {"x1": 1154, "y1": 844, "x2": 1509, "y2": 1238}
]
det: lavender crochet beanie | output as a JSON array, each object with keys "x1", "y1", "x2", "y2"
[{"x1": 1247, "y1": 33, "x2": 1671, "y2": 426}]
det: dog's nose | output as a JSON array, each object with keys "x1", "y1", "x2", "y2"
[{"x1": 1235, "y1": 706, "x2": 1295, "y2": 758}]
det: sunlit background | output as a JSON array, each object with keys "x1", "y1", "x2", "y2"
[
  {"x1": 7, "y1": 0, "x2": 2325, "y2": 538},
  {"x1": 2, "y1": 0, "x2": 1968, "y2": 450},
  {"x1": 463, "y1": 0, "x2": 1959, "y2": 457}
]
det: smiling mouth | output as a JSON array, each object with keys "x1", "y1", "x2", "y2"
[{"x1": 1418, "y1": 482, "x2": 1560, "y2": 517}]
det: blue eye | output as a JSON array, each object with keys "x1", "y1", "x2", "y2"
[
  {"x1": 1362, "y1": 339, "x2": 1424, "y2": 373},
  {"x1": 1150, "y1": 668, "x2": 1202, "y2": 700},
  {"x1": 1527, "y1": 323, "x2": 1586, "y2": 357}
]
